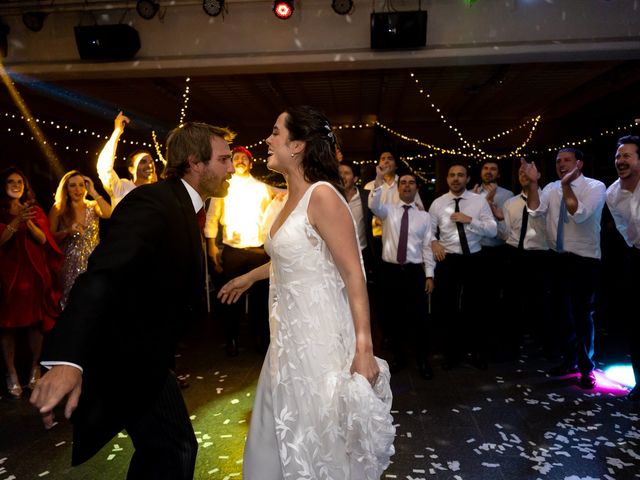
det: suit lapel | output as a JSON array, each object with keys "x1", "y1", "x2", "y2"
[{"x1": 167, "y1": 179, "x2": 204, "y2": 280}]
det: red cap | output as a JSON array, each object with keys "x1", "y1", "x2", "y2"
[{"x1": 232, "y1": 146, "x2": 253, "y2": 162}]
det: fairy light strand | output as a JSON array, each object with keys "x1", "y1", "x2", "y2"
[{"x1": 178, "y1": 77, "x2": 191, "y2": 127}]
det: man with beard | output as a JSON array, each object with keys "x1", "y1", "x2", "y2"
[
  {"x1": 521, "y1": 148, "x2": 606, "y2": 390},
  {"x1": 429, "y1": 163, "x2": 497, "y2": 370},
  {"x1": 31, "y1": 122, "x2": 235, "y2": 479},
  {"x1": 605, "y1": 135, "x2": 640, "y2": 400},
  {"x1": 473, "y1": 161, "x2": 515, "y2": 359},
  {"x1": 97, "y1": 112, "x2": 158, "y2": 209}
]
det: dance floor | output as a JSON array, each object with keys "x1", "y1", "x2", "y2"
[{"x1": 1, "y1": 316, "x2": 638, "y2": 480}]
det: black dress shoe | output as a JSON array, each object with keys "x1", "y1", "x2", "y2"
[
  {"x1": 547, "y1": 364, "x2": 579, "y2": 376},
  {"x1": 418, "y1": 363, "x2": 433, "y2": 380},
  {"x1": 628, "y1": 386, "x2": 640, "y2": 401},
  {"x1": 225, "y1": 339, "x2": 239, "y2": 357},
  {"x1": 579, "y1": 371, "x2": 596, "y2": 390}
]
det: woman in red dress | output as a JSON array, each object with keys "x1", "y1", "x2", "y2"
[{"x1": 0, "y1": 167, "x2": 62, "y2": 398}]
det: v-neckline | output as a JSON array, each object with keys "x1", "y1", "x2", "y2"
[{"x1": 269, "y1": 184, "x2": 314, "y2": 241}]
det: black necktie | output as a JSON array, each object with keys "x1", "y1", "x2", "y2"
[
  {"x1": 397, "y1": 205, "x2": 411, "y2": 264},
  {"x1": 454, "y1": 198, "x2": 470, "y2": 255},
  {"x1": 518, "y1": 195, "x2": 529, "y2": 250}
]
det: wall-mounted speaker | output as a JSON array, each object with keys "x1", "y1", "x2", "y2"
[
  {"x1": 74, "y1": 24, "x2": 141, "y2": 61},
  {"x1": 370, "y1": 11, "x2": 428, "y2": 50}
]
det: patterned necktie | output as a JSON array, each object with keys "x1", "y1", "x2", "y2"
[
  {"x1": 396, "y1": 205, "x2": 411, "y2": 264},
  {"x1": 556, "y1": 198, "x2": 567, "y2": 253},
  {"x1": 518, "y1": 195, "x2": 529, "y2": 250},
  {"x1": 454, "y1": 198, "x2": 471, "y2": 255}
]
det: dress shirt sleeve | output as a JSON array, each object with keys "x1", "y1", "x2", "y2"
[
  {"x1": 499, "y1": 201, "x2": 512, "y2": 242},
  {"x1": 528, "y1": 184, "x2": 550, "y2": 217},
  {"x1": 369, "y1": 187, "x2": 388, "y2": 219},
  {"x1": 428, "y1": 202, "x2": 439, "y2": 240},
  {"x1": 468, "y1": 199, "x2": 497, "y2": 238},
  {"x1": 422, "y1": 213, "x2": 435, "y2": 277},
  {"x1": 569, "y1": 180, "x2": 606, "y2": 224},
  {"x1": 606, "y1": 188, "x2": 631, "y2": 246}
]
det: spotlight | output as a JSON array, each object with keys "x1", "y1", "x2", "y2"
[
  {"x1": 22, "y1": 12, "x2": 47, "y2": 32},
  {"x1": 273, "y1": 0, "x2": 294, "y2": 19},
  {"x1": 331, "y1": 0, "x2": 353, "y2": 15},
  {"x1": 203, "y1": 0, "x2": 225, "y2": 17},
  {"x1": 136, "y1": 0, "x2": 159, "y2": 20}
]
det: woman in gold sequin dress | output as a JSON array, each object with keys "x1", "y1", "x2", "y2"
[{"x1": 49, "y1": 170, "x2": 112, "y2": 309}]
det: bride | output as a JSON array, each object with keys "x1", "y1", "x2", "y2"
[{"x1": 218, "y1": 105, "x2": 395, "y2": 479}]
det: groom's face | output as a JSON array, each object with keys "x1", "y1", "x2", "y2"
[{"x1": 197, "y1": 135, "x2": 234, "y2": 198}]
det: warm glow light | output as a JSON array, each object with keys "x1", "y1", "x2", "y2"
[{"x1": 273, "y1": 0, "x2": 293, "y2": 19}]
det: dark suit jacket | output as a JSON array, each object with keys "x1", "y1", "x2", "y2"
[
  {"x1": 357, "y1": 186, "x2": 377, "y2": 267},
  {"x1": 42, "y1": 178, "x2": 204, "y2": 465}
]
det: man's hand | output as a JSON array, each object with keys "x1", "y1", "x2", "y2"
[
  {"x1": 489, "y1": 203, "x2": 504, "y2": 221},
  {"x1": 431, "y1": 240, "x2": 446, "y2": 262},
  {"x1": 451, "y1": 212, "x2": 472, "y2": 224},
  {"x1": 208, "y1": 244, "x2": 223, "y2": 274},
  {"x1": 560, "y1": 160, "x2": 583, "y2": 186},
  {"x1": 30, "y1": 365, "x2": 82, "y2": 429},
  {"x1": 520, "y1": 159, "x2": 540, "y2": 184},
  {"x1": 483, "y1": 182, "x2": 497, "y2": 203},
  {"x1": 374, "y1": 163, "x2": 389, "y2": 187},
  {"x1": 425, "y1": 277, "x2": 434, "y2": 294},
  {"x1": 114, "y1": 111, "x2": 130, "y2": 133}
]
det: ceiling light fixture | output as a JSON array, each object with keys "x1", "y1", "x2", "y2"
[
  {"x1": 273, "y1": 0, "x2": 294, "y2": 19},
  {"x1": 136, "y1": 0, "x2": 159, "y2": 20},
  {"x1": 331, "y1": 0, "x2": 353, "y2": 15},
  {"x1": 203, "y1": 0, "x2": 225, "y2": 17}
]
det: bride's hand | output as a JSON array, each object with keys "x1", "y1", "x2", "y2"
[
  {"x1": 217, "y1": 274, "x2": 253, "y2": 304},
  {"x1": 350, "y1": 351, "x2": 380, "y2": 386}
]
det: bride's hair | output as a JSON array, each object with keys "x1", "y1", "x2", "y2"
[{"x1": 284, "y1": 105, "x2": 343, "y2": 193}]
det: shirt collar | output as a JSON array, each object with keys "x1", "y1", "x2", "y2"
[{"x1": 180, "y1": 178, "x2": 204, "y2": 213}]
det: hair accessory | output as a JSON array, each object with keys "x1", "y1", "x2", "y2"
[{"x1": 324, "y1": 122, "x2": 336, "y2": 145}]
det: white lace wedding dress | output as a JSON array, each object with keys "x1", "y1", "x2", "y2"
[{"x1": 243, "y1": 182, "x2": 395, "y2": 480}]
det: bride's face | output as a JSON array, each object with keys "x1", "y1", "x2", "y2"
[{"x1": 266, "y1": 112, "x2": 296, "y2": 174}]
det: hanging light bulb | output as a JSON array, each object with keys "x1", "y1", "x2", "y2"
[{"x1": 273, "y1": 0, "x2": 294, "y2": 19}]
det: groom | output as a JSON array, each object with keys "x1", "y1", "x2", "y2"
[{"x1": 30, "y1": 122, "x2": 235, "y2": 479}]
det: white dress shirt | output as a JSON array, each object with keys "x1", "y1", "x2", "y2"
[
  {"x1": 477, "y1": 184, "x2": 514, "y2": 247},
  {"x1": 428, "y1": 190, "x2": 497, "y2": 255},
  {"x1": 370, "y1": 187, "x2": 435, "y2": 277},
  {"x1": 606, "y1": 178, "x2": 640, "y2": 249},
  {"x1": 528, "y1": 175, "x2": 606, "y2": 259},
  {"x1": 501, "y1": 191, "x2": 548, "y2": 250}
]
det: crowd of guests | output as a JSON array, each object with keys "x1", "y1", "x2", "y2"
[{"x1": 1, "y1": 110, "x2": 638, "y2": 405}]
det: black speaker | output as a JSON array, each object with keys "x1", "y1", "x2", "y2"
[
  {"x1": 74, "y1": 24, "x2": 141, "y2": 61},
  {"x1": 370, "y1": 11, "x2": 427, "y2": 50}
]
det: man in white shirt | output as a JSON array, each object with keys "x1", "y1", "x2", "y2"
[
  {"x1": 605, "y1": 135, "x2": 640, "y2": 400},
  {"x1": 96, "y1": 112, "x2": 158, "y2": 209},
  {"x1": 522, "y1": 148, "x2": 606, "y2": 389},
  {"x1": 429, "y1": 163, "x2": 497, "y2": 370},
  {"x1": 495, "y1": 162, "x2": 551, "y2": 358},
  {"x1": 370, "y1": 168, "x2": 434, "y2": 379},
  {"x1": 473, "y1": 161, "x2": 514, "y2": 360},
  {"x1": 205, "y1": 146, "x2": 274, "y2": 356}
]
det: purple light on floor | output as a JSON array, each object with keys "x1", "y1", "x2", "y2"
[{"x1": 582, "y1": 369, "x2": 631, "y2": 395}]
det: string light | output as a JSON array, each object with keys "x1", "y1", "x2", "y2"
[
  {"x1": 151, "y1": 130, "x2": 167, "y2": 165},
  {"x1": 178, "y1": 77, "x2": 190, "y2": 127}
]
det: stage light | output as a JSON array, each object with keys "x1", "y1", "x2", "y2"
[
  {"x1": 273, "y1": 0, "x2": 294, "y2": 19},
  {"x1": 331, "y1": 0, "x2": 353, "y2": 15},
  {"x1": 203, "y1": 0, "x2": 225, "y2": 17},
  {"x1": 22, "y1": 12, "x2": 47, "y2": 32},
  {"x1": 136, "y1": 0, "x2": 159, "y2": 19}
]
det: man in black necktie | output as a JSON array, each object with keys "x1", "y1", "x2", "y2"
[
  {"x1": 428, "y1": 163, "x2": 497, "y2": 370},
  {"x1": 370, "y1": 168, "x2": 435, "y2": 379},
  {"x1": 493, "y1": 162, "x2": 552, "y2": 358}
]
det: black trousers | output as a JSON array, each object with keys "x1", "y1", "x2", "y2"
[
  {"x1": 550, "y1": 251, "x2": 600, "y2": 374},
  {"x1": 625, "y1": 247, "x2": 640, "y2": 383},
  {"x1": 214, "y1": 245, "x2": 269, "y2": 347},
  {"x1": 379, "y1": 261, "x2": 429, "y2": 365},
  {"x1": 125, "y1": 372, "x2": 197, "y2": 480},
  {"x1": 502, "y1": 247, "x2": 553, "y2": 356},
  {"x1": 432, "y1": 252, "x2": 483, "y2": 362}
]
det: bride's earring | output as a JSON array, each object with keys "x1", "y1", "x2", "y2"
[{"x1": 291, "y1": 153, "x2": 295, "y2": 157}]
